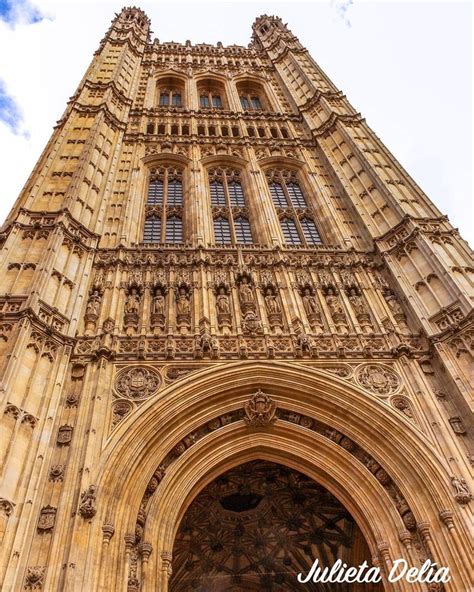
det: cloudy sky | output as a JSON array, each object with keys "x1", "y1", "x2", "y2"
[{"x1": 0, "y1": 0, "x2": 472, "y2": 244}]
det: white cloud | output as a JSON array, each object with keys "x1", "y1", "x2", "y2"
[{"x1": 0, "y1": 1, "x2": 472, "y2": 245}]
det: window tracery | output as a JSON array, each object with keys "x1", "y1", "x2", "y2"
[
  {"x1": 236, "y1": 80, "x2": 271, "y2": 112},
  {"x1": 197, "y1": 79, "x2": 227, "y2": 110},
  {"x1": 208, "y1": 168, "x2": 253, "y2": 245},
  {"x1": 266, "y1": 169, "x2": 322, "y2": 246},
  {"x1": 156, "y1": 76, "x2": 185, "y2": 108},
  {"x1": 143, "y1": 166, "x2": 184, "y2": 244}
]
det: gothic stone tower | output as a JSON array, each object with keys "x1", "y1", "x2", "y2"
[{"x1": 0, "y1": 7, "x2": 472, "y2": 592}]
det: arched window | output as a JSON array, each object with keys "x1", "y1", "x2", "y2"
[
  {"x1": 280, "y1": 217, "x2": 301, "y2": 245},
  {"x1": 234, "y1": 216, "x2": 253, "y2": 244},
  {"x1": 165, "y1": 216, "x2": 183, "y2": 243},
  {"x1": 227, "y1": 180, "x2": 245, "y2": 207},
  {"x1": 209, "y1": 168, "x2": 254, "y2": 245},
  {"x1": 286, "y1": 181, "x2": 307, "y2": 208},
  {"x1": 156, "y1": 76, "x2": 185, "y2": 109},
  {"x1": 197, "y1": 79, "x2": 227, "y2": 110},
  {"x1": 143, "y1": 216, "x2": 161, "y2": 242},
  {"x1": 147, "y1": 179, "x2": 164, "y2": 205},
  {"x1": 269, "y1": 182, "x2": 288, "y2": 207},
  {"x1": 300, "y1": 217, "x2": 322, "y2": 245},
  {"x1": 210, "y1": 181, "x2": 226, "y2": 206},
  {"x1": 266, "y1": 169, "x2": 323, "y2": 246},
  {"x1": 213, "y1": 216, "x2": 231, "y2": 244},
  {"x1": 237, "y1": 80, "x2": 271, "y2": 112},
  {"x1": 143, "y1": 166, "x2": 185, "y2": 244}
]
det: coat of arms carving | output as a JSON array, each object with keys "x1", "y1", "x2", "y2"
[
  {"x1": 114, "y1": 367, "x2": 161, "y2": 400},
  {"x1": 244, "y1": 390, "x2": 277, "y2": 427}
]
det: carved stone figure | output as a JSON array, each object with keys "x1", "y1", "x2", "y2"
[
  {"x1": 152, "y1": 290, "x2": 166, "y2": 315},
  {"x1": 385, "y1": 291, "x2": 404, "y2": 316},
  {"x1": 176, "y1": 287, "x2": 190, "y2": 316},
  {"x1": 348, "y1": 288, "x2": 367, "y2": 315},
  {"x1": 125, "y1": 288, "x2": 140, "y2": 315},
  {"x1": 450, "y1": 476, "x2": 472, "y2": 504},
  {"x1": 238, "y1": 276, "x2": 255, "y2": 311},
  {"x1": 216, "y1": 287, "x2": 230, "y2": 314},
  {"x1": 242, "y1": 310, "x2": 261, "y2": 334},
  {"x1": 302, "y1": 288, "x2": 318, "y2": 315},
  {"x1": 264, "y1": 288, "x2": 280, "y2": 314},
  {"x1": 244, "y1": 390, "x2": 277, "y2": 427},
  {"x1": 85, "y1": 290, "x2": 101, "y2": 316},
  {"x1": 79, "y1": 484, "x2": 97, "y2": 519},
  {"x1": 325, "y1": 288, "x2": 344, "y2": 316}
]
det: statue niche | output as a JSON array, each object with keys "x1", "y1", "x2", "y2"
[
  {"x1": 263, "y1": 286, "x2": 283, "y2": 332},
  {"x1": 84, "y1": 288, "x2": 102, "y2": 335},
  {"x1": 215, "y1": 285, "x2": 232, "y2": 332},
  {"x1": 176, "y1": 285, "x2": 191, "y2": 332},
  {"x1": 301, "y1": 286, "x2": 324, "y2": 334},
  {"x1": 151, "y1": 285, "x2": 166, "y2": 332},
  {"x1": 324, "y1": 286, "x2": 349, "y2": 335},
  {"x1": 124, "y1": 286, "x2": 142, "y2": 334},
  {"x1": 347, "y1": 287, "x2": 374, "y2": 334}
]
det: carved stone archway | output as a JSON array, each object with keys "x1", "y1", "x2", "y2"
[
  {"x1": 66, "y1": 362, "x2": 470, "y2": 592},
  {"x1": 169, "y1": 459, "x2": 382, "y2": 592}
]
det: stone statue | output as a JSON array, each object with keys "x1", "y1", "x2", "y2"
[
  {"x1": 450, "y1": 475, "x2": 472, "y2": 504},
  {"x1": 152, "y1": 290, "x2": 165, "y2": 315},
  {"x1": 176, "y1": 287, "x2": 190, "y2": 315},
  {"x1": 86, "y1": 290, "x2": 101, "y2": 316},
  {"x1": 264, "y1": 288, "x2": 280, "y2": 314},
  {"x1": 125, "y1": 288, "x2": 140, "y2": 315},
  {"x1": 302, "y1": 288, "x2": 319, "y2": 315},
  {"x1": 348, "y1": 288, "x2": 367, "y2": 315},
  {"x1": 216, "y1": 287, "x2": 230, "y2": 314},
  {"x1": 326, "y1": 288, "x2": 344, "y2": 316},
  {"x1": 78, "y1": 484, "x2": 97, "y2": 519},
  {"x1": 385, "y1": 292, "x2": 404, "y2": 316},
  {"x1": 238, "y1": 277, "x2": 254, "y2": 305}
]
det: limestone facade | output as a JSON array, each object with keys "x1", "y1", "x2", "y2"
[{"x1": 0, "y1": 7, "x2": 472, "y2": 591}]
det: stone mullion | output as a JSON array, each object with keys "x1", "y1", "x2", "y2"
[
  {"x1": 52, "y1": 241, "x2": 75, "y2": 312},
  {"x1": 245, "y1": 149, "x2": 281, "y2": 245},
  {"x1": 93, "y1": 130, "x2": 127, "y2": 239},
  {"x1": 192, "y1": 155, "x2": 211, "y2": 247}
]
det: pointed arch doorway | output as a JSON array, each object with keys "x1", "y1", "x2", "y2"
[{"x1": 169, "y1": 460, "x2": 382, "y2": 591}]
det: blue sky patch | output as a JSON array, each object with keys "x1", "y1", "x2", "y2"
[
  {"x1": 0, "y1": 79, "x2": 27, "y2": 137},
  {"x1": 0, "y1": 0, "x2": 45, "y2": 26}
]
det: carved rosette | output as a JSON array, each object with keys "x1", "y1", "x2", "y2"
[
  {"x1": 355, "y1": 364, "x2": 401, "y2": 396},
  {"x1": 114, "y1": 367, "x2": 161, "y2": 400},
  {"x1": 244, "y1": 390, "x2": 277, "y2": 427}
]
